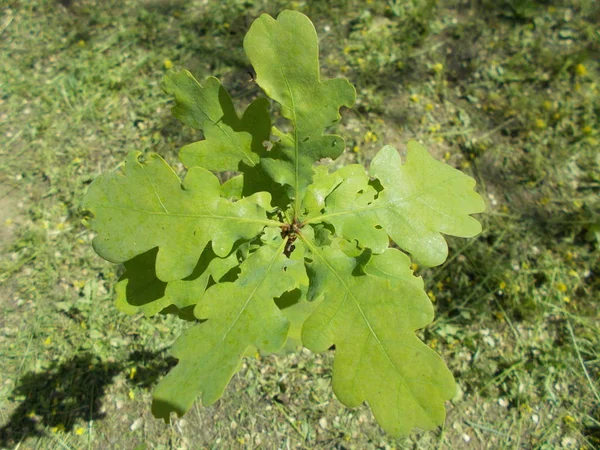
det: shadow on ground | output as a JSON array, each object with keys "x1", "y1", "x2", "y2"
[{"x1": 0, "y1": 350, "x2": 176, "y2": 447}]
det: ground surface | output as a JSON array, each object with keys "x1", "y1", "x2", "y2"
[{"x1": 0, "y1": 0, "x2": 598, "y2": 449}]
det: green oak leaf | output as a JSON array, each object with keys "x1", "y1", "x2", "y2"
[
  {"x1": 152, "y1": 242, "x2": 305, "y2": 420},
  {"x1": 162, "y1": 71, "x2": 270, "y2": 171},
  {"x1": 300, "y1": 238, "x2": 456, "y2": 436},
  {"x1": 115, "y1": 245, "x2": 242, "y2": 317},
  {"x1": 370, "y1": 143, "x2": 485, "y2": 266},
  {"x1": 244, "y1": 10, "x2": 356, "y2": 214},
  {"x1": 82, "y1": 151, "x2": 278, "y2": 282},
  {"x1": 306, "y1": 142, "x2": 485, "y2": 266}
]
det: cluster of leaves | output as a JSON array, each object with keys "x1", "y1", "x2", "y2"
[{"x1": 82, "y1": 10, "x2": 485, "y2": 437}]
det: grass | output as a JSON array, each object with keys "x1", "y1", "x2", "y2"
[{"x1": 0, "y1": 0, "x2": 598, "y2": 448}]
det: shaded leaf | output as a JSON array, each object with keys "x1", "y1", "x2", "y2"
[{"x1": 115, "y1": 245, "x2": 241, "y2": 317}]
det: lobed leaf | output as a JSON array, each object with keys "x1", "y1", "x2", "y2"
[
  {"x1": 82, "y1": 151, "x2": 277, "y2": 282},
  {"x1": 152, "y1": 242, "x2": 305, "y2": 420},
  {"x1": 300, "y1": 239, "x2": 456, "y2": 436},
  {"x1": 244, "y1": 10, "x2": 356, "y2": 214},
  {"x1": 370, "y1": 143, "x2": 485, "y2": 266},
  {"x1": 306, "y1": 142, "x2": 486, "y2": 266}
]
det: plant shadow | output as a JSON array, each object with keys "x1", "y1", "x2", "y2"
[{"x1": 0, "y1": 350, "x2": 176, "y2": 447}]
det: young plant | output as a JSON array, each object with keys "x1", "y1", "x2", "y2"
[{"x1": 82, "y1": 10, "x2": 485, "y2": 437}]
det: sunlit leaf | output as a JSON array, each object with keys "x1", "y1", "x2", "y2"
[{"x1": 152, "y1": 242, "x2": 305, "y2": 420}]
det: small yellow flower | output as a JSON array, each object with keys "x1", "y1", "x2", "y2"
[
  {"x1": 429, "y1": 338, "x2": 438, "y2": 349},
  {"x1": 568, "y1": 270, "x2": 578, "y2": 278},
  {"x1": 556, "y1": 282, "x2": 567, "y2": 292},
  {"x1": 499, "y1": 281, "x2": 506, "y2": 290},
  {"x1": 542, "y1": 101, "x2": 553, "y2": 111},
  {"x1": 539, "y1": 197, "x2": 550, "y2": 206},
  {"x1": 128, "y1": 390, "x2": 135, "y2": 400},
  {"x1": 563, "y1": 296, "x2": 571, "y2": 303},
  {"x1": 163, "y1": 59, "x2": 173, "y2": 70},
  {"x1": 563, "y1": 414, "x2": 576, "y2": 425},
  {"x1": 534, "y1": 119, "x2": 547, "y2": 129},
  {"x1": 520, "y1": 403, "x2": 532, "y2": 413},
  {"x1": 553, "y1": 112, "x2": 561, "y2": 120},
  {"x1": 433, "y1": 63, "x2": 444, "y2": 73},
  {"x1": 129, "y1": 367, "x2": 137, "y2": 380},
  {"x1": 44, "y1": 337, "x2": 52, "y2": 346},
  {"x1": 575, "y1": 64, "x2": 587, "y2": 77},
  {"x1": 410, "y1": 94, "x2": 419, "y2": 103},
  {"x1": 51, "y1": 424, "x2": 65, "y2": 433},
  {"x1": 582, "y1": 125, "x2": 593, "y2": 135},
  {"x1": 425, "y1": 103, "x2": 434, "y2": 111},
  {"x1": 460, "y1": 161, "x2": 471, "y2": 169},
  {"x1": 74, "y1": 427, "x2": 85, "y2": 435},
  {"x1": 427, "y1": 291, "x2": 436, "y2": 302},
  {"x1": 352, "y1": 145, "x2": 360, "y2": 153},
  {"x1": 364, "y1": 131, "x2": 377, "y2": 143},
  {"x1": 495, "y1": 311, "x2": 504, "y2": 321},
  {"x1": 410, "y1": 263, "x2": 419, "y2": 271},
  {"x1": 77, "y1": 40, "x2": 85, "y2": 47},
  {"x1": 343, "y1": 46, "x2": 351, "y2": 55},
  {"x1": 443, "y1": 152, "x2": 451, "y2": 161}
]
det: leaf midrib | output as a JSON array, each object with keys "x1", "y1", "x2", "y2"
[
  {"x1": 93, "y1": 205, "x2": 280, "y2": 225},
  {"x1": 264, "y1": 27, "x2": 301, "y2": 218}
]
